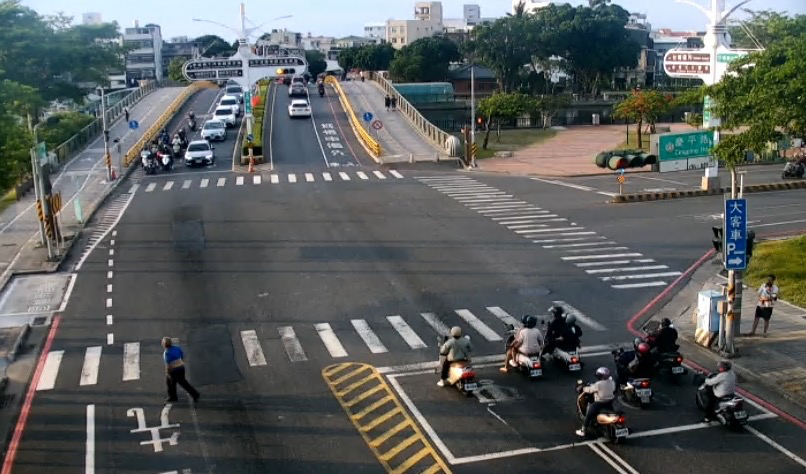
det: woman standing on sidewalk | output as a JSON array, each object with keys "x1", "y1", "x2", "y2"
[{"x1": 749, "y1": 275, "x2": 778, "y2": 337}]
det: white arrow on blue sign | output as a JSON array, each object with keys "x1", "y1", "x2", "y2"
[
  {"x1": 129, "y1": 120, "x2": 139, "y2": 130},
  {"x1": 363, "y1": 112, "x2": 373, "y2": 122},
  {"x1": 247, "y1": 134, "x2": 254, "y2": 142},
  {"x1": 724, "y1": 198, "x2": 748, "y2": 270}
]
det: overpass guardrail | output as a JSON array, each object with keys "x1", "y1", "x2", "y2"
[{"x1": 325, "y1": 76, "x2": 382, "y2": 158}]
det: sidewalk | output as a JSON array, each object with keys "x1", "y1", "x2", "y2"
[
  {"x1": 477, "y1": 123, "x2": 695, "y2": 177},
  {"x1": 339, "y1": 80, "x2": 442, "y2": 162},
  {"x1": 0, "y1": 87, "x2": 184, "y2": 290},
  {"x1": 648, "y1": 258, "x2": 806, "y2": 411}
]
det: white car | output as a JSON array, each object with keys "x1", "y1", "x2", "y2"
[
  {"x1": 219, "y1": 95, "x2": 241, "y2": 116},
  {"x1": 213, "y1": 105, "x2": 237, "y2": 127},
  {"x1": 200, "y1": 120, "x2": 227, "y2": 141},
  {"x1": 184, "y1": 140, "x2": 216, "y2": 167},
  {"x1": 288, "y1": 99, "x2": 311, "y2": 118}
]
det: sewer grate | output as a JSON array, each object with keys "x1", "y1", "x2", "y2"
[{"x1": 32, "y1": 316, "x2": 47, "y2": 326}]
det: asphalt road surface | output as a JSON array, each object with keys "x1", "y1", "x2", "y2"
[{"x1": 5, "y1": 88, "x2": 806, "y2": 474}]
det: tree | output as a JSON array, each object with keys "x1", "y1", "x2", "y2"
[
  {"x1": 477, "y1": 92, "x2": 528, "y2": 149},
  {"x1": 613, "y1": 90, "x2": 672, "y2": 148},
  {"x1": 464, "y1": 14, "x2": 532, "y2": 92},
  {"x1": 685, "y1": 113, "x2": 703, "y2": 130},
  {"x1": 530, "y1": 94, "x2": 572, "y2": 129},
  {"x1": 389, "y1": 36, "x2": 459, "y2": 82},
  {"x1": 305, "y1": 50, "x2": 327, "y2": 77},
  {"x1": 729, "y1": 10, "x2": 806, "y2": 49},
  {"x1": 195, "y1": 34, "x2": 235, "y2": 57},
  {"x1": 168, "y1": 58, "x2": 187, "y2": 82},
  {"x1": 589, "y1": 0, "x2": 612, "y2": 8},
  {"x1": 337, "y1": 43, "x2": 396, "y2": 72}
]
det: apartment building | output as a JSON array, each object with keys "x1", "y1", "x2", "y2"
[
  {"x1": 364, "y1": 23, "x2": 387, "y2": 40},
  {"x1": 386, "y1": 1, "x2": 444, "y2": 49},
  {"x1": 122, "y1": 21, "x2": 163, "y2": 83},
  {"x1": 161, "y1": 36, "x2": 200, "y2": 78}
]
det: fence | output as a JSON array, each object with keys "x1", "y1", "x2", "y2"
[
  {"x1": 368, "y1": 72, "x2": 450, "y2": 153},
  {"x1": 325, "y1": 76, "x2": 382, "y2": 158}
]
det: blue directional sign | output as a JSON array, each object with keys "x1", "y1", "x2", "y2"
[
  {"x1": 128, "y1": 120, "x2": 139, "y2": 130},
  {"x1": 724, "y1": 198, "x2": 748, "y2": 270},
  {"x1": 363, "y1": 112, "x2": 373, "y2": 122},
  {"x1": 247, "y1": 134, "x2": 254, "y2": 142}
]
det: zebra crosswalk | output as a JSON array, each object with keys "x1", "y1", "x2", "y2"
[
  {"x1": 35, "y1": 303, "x2": 605, "y2": 391},
  {"x1": 133, "y1": 169, "x2": 405, "y2": 194},
  {"x1": 417, "y1": 175, "x2": 682, "y2": 290}
]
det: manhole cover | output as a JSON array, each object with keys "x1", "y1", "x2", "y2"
[
  {"x1": 32, "y1": 317, "x2": 47, "y2": 326},
  {"x1": 518, "y1": 286, "x2": 551, "y2": 296}
]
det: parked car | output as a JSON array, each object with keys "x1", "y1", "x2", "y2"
[
  {"x1": 213, "y1": 105, "x2": 237, "y2": 127},
  {"x1": 200, "y1": 120, "x2": 227, "y2": 141},
  {"x1": 288, "y1": 99, "x2": 311, "y2": 118},
  {"x1": 184, "y1": 140, "x2": 216, "y2": 167},
  {"x1": 219, "y1": 95, "x2": 241, "y2": 116}
]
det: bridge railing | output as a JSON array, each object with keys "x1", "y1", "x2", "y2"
[{"x1": 325, "y1": 76, "x2": 382, "y2": 158}]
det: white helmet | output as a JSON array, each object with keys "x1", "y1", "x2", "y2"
[{"x1": 450, "y1": 326, "x2": 462, "y2": 338}]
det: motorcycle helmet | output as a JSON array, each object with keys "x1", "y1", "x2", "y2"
[
  {"x1": 595, "y1": 367, "x2": 610, "y2": 379},
  {"x1": 450, "y1": 326, "x2": 462, "y2": 338},
  {"x1": 661, "y1": 318, "x2": 671, "y2": 328},
  {"x1": 566, "y1": 314, "x2": 577, "y2": 326},
  {"x1": 717, "y1": 360, "x2": 732, "y2": 372},
  {"x1": 549, "y1": 305, "x2": 565, "y2": 319},
  {"x1": 521, "y1": 314, "x2": 531, "y2": 326},
  {"x1": 633, "y1": 337, "x2": 643, "y2": 349},
  {"x1": 637, "y1": 342, "x2": 650, "y2": 356},
  {"x1": 525, "y1": 315, "x2": 537, "y2": 329}
]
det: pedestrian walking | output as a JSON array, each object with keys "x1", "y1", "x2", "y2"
[
  {"x1": 384, "y1": 95, "x2": 391, "y2": 111},
  {"x1": 391, "y1": 96, "x2": 397, "y2": 111},
  {"x1": 124, "y1": 107, "x2": 130, "y2": 123},
  {"x1": 749, "y1": 274, "x2": 779, "y2": 337},
  {"x1": 162, "y1": 337, "x2": 200, "y2": 403}
]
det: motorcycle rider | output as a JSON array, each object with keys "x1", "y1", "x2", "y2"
[
  {"x1": 318, "y1": 82, "x2": 325, "y2": 97},
  {"x1": 576, "y1": 367, "x2": 616, "y2": 437},
  {"x1": 703, "y1": 360, "x2": 737, "y2": 423},
  {"x1": 438, "y1": 326, "x2": 472, "y2": 387},
  {"x1": 559, "y1": 313, "x2": 583, "y2": 352},
  {"x1": 652, "y1": 318, "x2": 679, "y2": 354},
  {"x1": 172, "y1": 134, "x2": 183, "y2": 158},
  {"x1": 541, "y1": 306, "x2": 567, "y2": 357},
  {"x1": 501, "y1": 315, "x2": 544, "y2": 373},
  {"x1": 615, "y1": 341, "x2": 654, "y2": 385}
]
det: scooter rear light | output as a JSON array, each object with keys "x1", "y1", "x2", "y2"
[
  {"x1": 640, "y1": 380, "x2": 650, "y2": 388},
  {"x1": 533, "y1": 362, "x2": 541, "y2": 369},
  {"x1": 617, "y1": 415, "x2": 625, "y2": 424},
  {"x1": 460, "y1": 371, "x2": 476, "y2": 379},
  {"x1": 676, "y1": 356, "x2": 683, "y2": 363},
  {"x1": 571, "y1": 357, "x2": 579, "y2": 363}
]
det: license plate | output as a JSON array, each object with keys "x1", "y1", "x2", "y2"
[
  {"x1": 463, "y1": 383, "x2": 477, "y2": 391},
  {"x1": 734, "y1": 410, "x2": 748, "y2": 419},
  {"x1": 672, "y1": 366, "x2": 684, "y2": 374},
  {"x1": 614, "y1": 428, "x2": 629, "y2": 438},
  {"x1": 529, "y1": 369, "x2": 542, "y2": 377},
  {"x1": 568, "y1": 363, "x2": 581, "y2": 371},
  {"x1": 636, "y1": 389, "x2": 652, "y2": 397},
  {"x1": 640, "y1": 396, "x2": 650, "y2": 403}
]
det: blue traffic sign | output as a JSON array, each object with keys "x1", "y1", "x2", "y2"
[
  {"x1": 724, "y1": 198, "x2": 748, "y2": 270},
  {"x1": 363, "y1": 112, "x2": 373, "y2": 122},
  {"x1": 128, "y1": 120, "x2": 139, "y2": 130},
  {"x1": 247, "y1": 134, "x2": 254, "y2": 142}
]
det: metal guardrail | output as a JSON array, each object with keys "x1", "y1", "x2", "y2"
[
  {"x1": 325, "y1": 76, "x2": 382, "y2": 158},
  {"x1": 368, "y1": 72, "x2": 450, "y2": 153},
  {"x1": 123, "y1": 81, "x2": 217, "y2": 167}
]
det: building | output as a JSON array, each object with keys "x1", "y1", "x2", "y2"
[
  {"x1": 448, "y1": 64, "x2": 497, "y2": 97},
  {"x1": 82, "y1": 12, "x2": 102, "y2": 25},
  {"x1": 414, "y1": 1, "x2": 443, "y2": 23},
  {"x1": 463, "y1": 5, "x2": 481, "y2": 24},
  {"x1": 611, "y1": 13, "x2": 656, "y2": 89},
  {"x1": 262, "y1": 28, "x2": 303, "y2": 48},
  {"x1": 337, "y1": 36, "x2": 381, "y2": 48},
  {"x1": 122, "y1": 21, "x2": 163, "y2": 84},
  {"x1": 514, "y1": 0, "x2": 552, "y2": 14},
  {"x1": 161, "y1": 37, "x2": 200, "y2": 78},
  {"x1": 364, "y1": 23, "x2": 387, "y2": 40},
  {"x1": 302, "y1": 34, "x2": 337, "y2": 53},
  {"x1": 386, "y1": 1, "x2": 444, "y2": 49}
]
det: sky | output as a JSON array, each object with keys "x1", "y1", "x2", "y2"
[{"x1": 20, "y1": 0, "x2": 806, "y2": 41}]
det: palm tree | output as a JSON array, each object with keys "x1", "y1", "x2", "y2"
[{"x1": 509, "y1": 1, "x2": 527, "y2": 18}]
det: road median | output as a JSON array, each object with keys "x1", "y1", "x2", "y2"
[{"x1": 611, "y1": 180, "x2": 806, "y2": 203}]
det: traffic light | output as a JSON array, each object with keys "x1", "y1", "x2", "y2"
[
  {"x1": 712, "y1": 226, "x2": 723, "y2": 253},
  {"x1": 476, "y1": 117, "x2": 483, "y2": 125},
  {"x1": 275, "y1": 68, "x2": 297, "y2": 75},
  {"x1": 747, "y1": 230, "x2": 756, "y2": 260}
]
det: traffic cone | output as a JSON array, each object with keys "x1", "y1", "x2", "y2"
[
  {"x1": 248, "y1": 156, "x2": 255, "y2": 173},
  {"x1": 110, "y1": 168, "x2": 117, "y2": 180}
]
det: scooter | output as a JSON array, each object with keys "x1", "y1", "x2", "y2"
[
  {"x1": 575, "y1": 380, "x2": 629, "y2": 443},
  {"x1": 694, "y1": 373, "x2": 748, "y2": 430},
  {"x1": 437, "y1": 336, "x2": 477, "y2": 396},
  {"x1": 158, "y1": 152, "x2": 173, "y2": 172},
  {"x1": 188, "y1": 118, "x2": 197, "y2": 131},
  {"x1": 782, "y1": 158, "x2": 805, "y2": 179},
  {"x1": 318, "y1": 87, "x2": 325, "y2": 97},
  {"x1": 141, "y1": 151, "x2": 157, "y2": 175},
  {"x1": 640, "y1": 332, "x2": 687, "y2": 383},
  {"x1": 612, "y1": 348, "x2": 653, "y2": 408},
  {"x1": 503, "y1": 324, "x2": 543, "y2": 379}
]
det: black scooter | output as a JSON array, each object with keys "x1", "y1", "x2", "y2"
[{"x1": 782, "y1": 158, "x2": 805, "y2": 179}]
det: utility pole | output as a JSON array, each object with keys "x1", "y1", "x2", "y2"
[
  {"x1": 100, "y1": 86, "x2": 113, "y2": 181},
  {"x1": 470, "y1": 63, "x2": 476, "y2": 168},
  {"x1": 27, "y1": 115, "x2": 47, "y2": 247}
]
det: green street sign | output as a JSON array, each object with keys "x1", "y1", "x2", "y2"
[
  {"x1": 658, "y1": 131, "x2": 714, "y2": 162},
  {"x1": 717, "y1": 53, "x2": 745, "y2": 63},
  {"x1": 36, "y1": 142, "x2": 47, "y2": 164},
  {"x1": 702, "y1": 96, "x2": 712, "y2": 123},
  {"x1": 244, "y1": 90, "x2": 252, "y2": 115}
]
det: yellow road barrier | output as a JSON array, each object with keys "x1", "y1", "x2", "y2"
[
  {"x1": 324, "y1": 76, "x2": 382, "y2": 158},
  {"x1": 322, "y1": 363, "x2": 451, "y2": 474}
]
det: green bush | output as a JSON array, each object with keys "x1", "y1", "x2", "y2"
[
  {"x1": 242, "y1": 82, "x2": 270, "y2": 156},
  {"x1": 38, "y1": 111, "x2": 95, "y2": 149}
]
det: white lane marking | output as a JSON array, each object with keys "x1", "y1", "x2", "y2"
[
  {"x1": 37, "y1": 350, "x2": 64, "y2": 391},
  {"x1": 576, "y1": 259, "x2": 641, "y2": 267},
  {"x1": 80, "y1": 346, "x2": 102, "y2": 386},
  {"x1": 314, "y1": 323, "x2": 348, "y2": 358},
  {"x1": 531, "y1": 177, "x2": 597, "y2": 192},
  {"x1": 562, "y1": 253, "x2": 643, "y2": 261},
  {"x1": 106, "y1": 315, "x2": 113, "y2": 325},
  {"x1": 455, "y1": 196, "x2": 515, "y2": 202},
  {"x1": 520, "y1": 227, "x2": 584, "y2": 234},
  {"x1": 288, "y1": 174, "x2": 297, "y2": 183},
  {"x1": 145, "y1": 183, "x2": 157, "y2": 193},
  {"x1": 612, "y1": 281, "x2": 669, "y2": 289},
  {"x1": 745, "y1": 425, "x2": 806, "y2": 469},
  {"x1": 454, "y1": 309, "x2": 502, "y2": 342},
  {"x1": 418, "y1": 176, "x2": 471, "y2": 181},
  {"x1": 468, "y1": 201, "x2": 527, "y2": 208},
  {"x1": 373, "y1": 171, "x2": 386, "y2": 179},
  {"x1": 109, "y1": 249, "x2": 115, "y2": 257},
  {"x1": 123, "y1": 342, "x2": 140, "y2": 381},
  {"x1": 587, "y1": 265, "x2": 669, "y2": 274},
  {"x1": 305, "y1": 173, "x2": 315, "y2": 182},
  {"x1": 240, "y1": 330, "x2": 267, "y2": 367},
  {"x1": 531, "y1": 232, "x2": 598, "y2": 241},
  {"x1": 127, "y1": 184, "x2": 139, "y2": 194},
  {"x1": 182, "y1": 180, "x2": 192, "y2": 189},
  {"x1": 543, "y1": 241, "x2": 616, "y2": 249},
  {"x1": 163, "y1": 181, "x2": 174, "y2": 191},
  {"x1": 216, "y1": 177, "x2": 226, "y2": 187},
  {"x1": 445, "y1": 189, "x2": 503, "y2": 195},
  {"x1": 420, "y1": 312, "x2": 451, "y2": 336},
  {"x1": 110, "y1": 240, "x2": 115, "y2": 246},
  {"x1": 498, "y1": 217, "x2": 560, "y2": 225},
  {"x1": 357, "y1": 171, "x2": 369, "y2": 180},
  {"x1": 601, "y1": 271, "x2": 682, "y2": 281},
  {"x1": 565, "y1": 246, "x2": 629, "y2": 253},
  {"x1": 106, "y1": 270, "x2": 113, "y2": 279},
  {"x1": 434, "y1": 185, "x2": 492, "y2": 191},
  {"x1": 200, "y1": 178, "x2": 209, "y2": 188},
  {"x1": 486, "y1": 307, "x2": 520, "y2": 327},
  {"x1": 552, "y1": 300, "x2": 607, "y2": 332},
  {"x1": 86, "y1": 404, "x2": 95, "y2": 474},
  {"x1": 339, "y1": 172, "x2": 350, "y2": 181},
  {"x1": 323, "y1": 172, "x2": 333, "y2": 181},
  {"x1": 271, "y1": 174, "x2": 280, "y2": 184},
  {"x1": 106, "y1": 333, "x2": 114, "y2": 345},
  {"x1": 478, "y1": 207, "x2": 543, "y2": 214},
  {"x1": 236, "y1": 176, "x2": 244, "y2": 186},
  {"x1": 279, "y1": 326, "x2": 308, "y2": 362},
  {"x1": 253, "y1": 175, "x2": 262, "y2": 185},
  {"x1": 390, "y1": 170, "x2": 404, "y2": 179},
  {"x1": 508, "y1": 224, "x2": 549, "y2": 230},
  {"x1": 351, "y1": 319, "x2": 388, "y2": 354},
  {"x1": 106, "y1": 298, "x2": 112, "y2": 308},
  {"x1": 106, "y1": 284, "x2": 113, "y2": 293},
  {"x1": 589, "y1": 442, "x2": 639, "y2": 474},
  {"x1": 387, "y1": 315, "x2": 427, "y2": 349},
  {"x1": 753, "y1": 218, "x2": 806, "y2": 228},
  {"x1": 108, "y1": 260, "x2": 114, "y2": 267}
]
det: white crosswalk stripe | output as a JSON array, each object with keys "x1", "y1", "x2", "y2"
[
  {"x1": 137, "y1": 171, "x2": 405, "y2": 192},
  {"x1": 145, "y1": 182, "x2": 157, "y2": 192},
  {"x1": 36, "y1": 350, "x2": 64, "y2": 391},
  {"x1": 351, "y1": 319, "x2": 388, "y2": 353},
  {"x1": 339, "y1": 172, "x2": 350, "y2": 181},
  {"x1": 305, "y1": 173, "x2": 314, "y2": 182},
  {"x1": 253, "y1": 175, "x2": 261, "y2": 185},
  {"x1": 419, "y1": 175, "x2": 680, "y2": 290},
  {"x1": 200, "y1": 178, "x2": 209, "y2": 188},
  {"x1": 486, "y1": 306, "x2": 520, "y2": 327},
  {"x1": 552, "y1": 300, "x2": 607, "y2": 332},
  {"x1": 289, "y1": 173, "x2": 297, "y2": 183},
  {"x1": 240, "y1": 330, "x2": 267, "y2": 367},
  {"x1": 390, "y1": 170, "x2": 404, "y2": 179},
  {"x1": 271, "y1": 174, "x2": 280, "y2": 184},
  {"x1": 315, "y1": 323, "x2": 348, "y2": 358},
  {"x1": 236, "y1": 176, "x2": 245, "y2": 186},
  {"x1": 122, "y1": 342, "x2": 140, "y2": 381},
  {"x1": 80, "y1": 346, "x2": 102, "y2": 386},
  {"x1": 420, "y1": 312, "x2": 451, "y2": 336},
  {"x1": 386, "y1": 315, "x2": 427, "y2": 349},
  {"x1": 163, "y1": 181, "x2": 174, "y2": 191},
  {"x1": 357, "y1": 171, "x2": 369, "y2": 180},
  {"x1": 455, "y1": 309, "x2": 502, "y2": 342},
  {"x1": 279, "y1": 326, "x2": 308, "y2": 362},
  {"x1": 182, "y1": 179, "x2": 192, "y2": 189},
  {"x1": 217, "y1": 177, "x2": 226, "y2": 187},
  {"x1": 323, "y1": 172, "x2": 333, "y2": 181},
  {"x1": 373, "y1": 171, "x2": 386, "y2": 179}
]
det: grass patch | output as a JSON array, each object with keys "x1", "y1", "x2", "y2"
[
  {"x1": 614, "y1": 131, "x2": 651, "y2": 153},
  {"x1": 477, "y1": 128, "x2": 558, "y2": 159},
  {"x1": 0, "y1": 189, "x2": 16, "y2": 214},
  {"x1": 745, "y1": 235, "x2": 806, "y2": 308}
]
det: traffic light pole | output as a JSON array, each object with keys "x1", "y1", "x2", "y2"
[
  {"x1": 470, "y1": 64, "x2": 476, "y2": 168},
  {"x1": 722, "y1": 167, "x2": 741, "y2": 356}
]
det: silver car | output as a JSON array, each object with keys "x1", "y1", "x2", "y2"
[
  {"x1": 184, "y1": 140, "x2": 216, "y2": 167},
  {"x1": 289, "y1": 83, "x2": 307, "y2": 97},
  {"x1": 200, "y1": 120, "x2": 227, "y2": 141}
]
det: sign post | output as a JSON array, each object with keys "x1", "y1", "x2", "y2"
[
  {"x1": 722, "y1": 197, "x2": 747, "y2": 355},
  {"x1": 617, "y1": 169, "x2": 626, "y2": 195},
  {"x1": 244, "y1": 90, "x2": 253, "y2": 116},
  {"x1": 656, "y1": 130, "x2": 716, "y2": 172}
]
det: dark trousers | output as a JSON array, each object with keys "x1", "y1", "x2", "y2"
[
  {"x1": 166, "y1": 366, "x2": 199, "y2": 401},
  {"x1": 704, "y1": 387, "x2": 717, "y2": 417},
  {"x1": 440, "y1": 359, "x2": 451, "y2": 380},
  {"x1": 584, "y1": 400, "x2": 613, "y2": 428}
]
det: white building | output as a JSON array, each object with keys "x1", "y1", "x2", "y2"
[
  {"x1": 444, "y1": 4, "x2": 483, "y2": 32},
  {"x1": 82, "y1": 12, "x2": 102, "y2": 25},
  {"x1": 302, "y1": 34, "x2": 337, "y2": 53},
  {"x1": 263, "y1": 28, "x2": 303, "y2": 48},
  {"x1": 122, "y1": 21, "x2": 163, "y2": 83},
  {"x1": 386, "y1": 1, "x2": 444, "y2": 49},
  {"x1": 463, "y1": 5, "x2": 481, "y2": 24},
  {"x1": 364, "y1": 23, "x2": 387, "y2": 40},
  {"x1": 514, "y1": 0, "x2": 552, "y2": 14}
]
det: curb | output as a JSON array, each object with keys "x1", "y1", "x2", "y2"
[
  {"x1": 7, "y1": 325, "x2": 31, "y2": 364},
  {"x1": 611, "y1": 180, "x2": 806, "y2": 203}
]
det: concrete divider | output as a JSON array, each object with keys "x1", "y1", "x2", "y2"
[
  {"x1": 611, "y1": 180, "x2": 806, "y2": 203},
  {"x1": 324, "y1": 76, "x2": 382, "y2": 158}
]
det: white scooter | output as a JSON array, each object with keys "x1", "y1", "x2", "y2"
[
  {"x1": 437, "y1": 336, "x2": 477, "y2": 396},
  {"x1": 503, "y1": 324, "x2": 543, "y2": 379}
]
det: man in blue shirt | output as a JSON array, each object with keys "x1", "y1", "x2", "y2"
[{"x1": 162, "y1": 337, "x2": 200, "y2": 403}]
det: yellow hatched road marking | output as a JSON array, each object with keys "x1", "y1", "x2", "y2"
[{"x1": 322, "y1": 363, "x2": 452, "y2": 474}]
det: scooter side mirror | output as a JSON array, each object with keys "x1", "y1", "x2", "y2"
[{"x1": 506, "y1": 323, "x2": 515, "y2": 331}]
